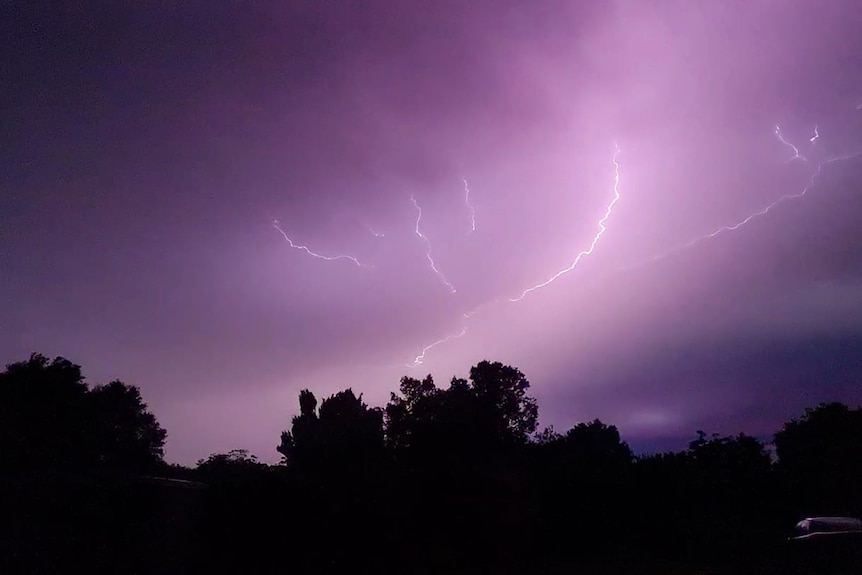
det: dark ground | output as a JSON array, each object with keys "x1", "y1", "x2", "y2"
[{"x1": 3, "y1": 470, "x2": 859, "y2": 575}]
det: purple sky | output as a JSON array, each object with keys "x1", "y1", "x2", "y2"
[{"x1": 3, "y1": 1, "x2": 862, "y2": 464}]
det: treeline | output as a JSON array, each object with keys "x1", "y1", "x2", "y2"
[{"x1": 2, "y1": 353, "x2": 861, "y2": 574}]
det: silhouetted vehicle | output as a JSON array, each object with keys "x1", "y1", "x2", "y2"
[
  {"x1": 783, "y1": 517, "x2": 862, "y2": 574},
  {"x1": 793, "y1": 517, "x2": 862, "y2": 539}
]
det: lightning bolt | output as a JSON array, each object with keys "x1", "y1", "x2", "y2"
[
  {"x1": 407, "y1": 142, "x2": 623, "y2": 366},
  {"x1": 406, "y1": 305, "x2": 489, "y2": 367},
  {"x1": 638, "y1": 148, "x2": 862, "y2": 267},
  {"x1": 775, "y1": 124, "x2": 806, "y2": 162},
  {"x1": 809, "y1": 124, "x2": 819, "y2": 144},
  {"x1": 412, "y1": 195, "x2": 457, "y2": 293},
  {"x1": 273, "y1": 220, "x2": 369, "y2": 267},
  {"x1": 508, "y1": 142, "x2": 622, "y2": 302},
  {"x1": 464, "y1": 179, "x2": 476, "y2": 232},
  {"x1": 408, "y1": 315, "x2": 469, "y2": 367}
]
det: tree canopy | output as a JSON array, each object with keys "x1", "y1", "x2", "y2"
[
  {"x1": 774, "y1": 402, "x2": 862, "y2": 511},
  {"x1": 278, "y1": 388, "x2": 384, "y2": 471},
  {"x1": 5, "y1": 351, "x2": 862, "y2": 574},
  {"x1": 384, "y1": 361, "x2": 539, "y2": 467},
  {"x1": 0, "y1": 353, "x2": 166, "y2": 472}
]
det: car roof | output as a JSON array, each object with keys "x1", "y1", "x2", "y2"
[{"x1": 793, "y1": 517, "x2": 862, "y2": 539}]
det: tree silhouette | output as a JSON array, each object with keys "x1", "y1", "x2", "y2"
[
  {"x1": 277, "y1": 389, "x2": 321, "y2": 468},
  {"x1": 385, "y1": 361, "x2": 539, "y2": 467},
  {"x1": 88, "y1": 380, "x2": 167, "y2": 471},
  {"x1": 469, "y1": 360, "x2": 538, "y2": 442},
  {"x1": 0, "y1": 353, "x2": 166, "y2": 472},
  {"x1": 774, "y1": 402, "x2": 862, "y2": 514},
  {"x1": 0, "y1": 354, "x2": 175, "y2": 575},
  {"x1": 687, "y1": 430, "x2": 772, "y2": 484},
  {"x1": 196, "y1": 449, "x2": 266, "y2": 483},
  {"x1": 385, "y1": 374, "x2": 470, "y2": 461},
  {"x1": 8, "y1": 351, "x2": 862, "y2": 574},
  {"x1": 775, "y1": 402, "x2": 862, "y2": 474},
  {"x1": 528, "y1": 419, "x2": 635, "y2": 558},
  {"x1": 546, "y1": 419, "x2": 634, "y2": 474},
  {"x1": 0, "y1": 353, "x2": 90, "y2": 469},
  {"x1": 278, "y1": 388, "x2": 383, "y2": 470},
  {"x1": 384, "y1": 375, "x2": 439, "y2": 453}
]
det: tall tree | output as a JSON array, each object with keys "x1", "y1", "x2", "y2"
[
  {"x1": 279, "y1": 388, "x2": 383, "y2": 470},
  {"x1": 278, "y1": 389, "x2": 320, "y2": 468},
  {"x1": 774, "y1": 402, "x2": 862, "y2": 474},
  {"x1": 385, "y1": 361, "x2": 539, "y2": 464},
  {"x1": 774, "y1": 402, "x2": 862, "y2": 512},
  {"x1": 384, "y1": 375, "x2": 441, "y2": 453},
  {"x1": 469, "y1": 361, "x2": 538, "y2": 442},
  {"x1": 88, "y1": 380, "x2": 167, "y2": 471}
]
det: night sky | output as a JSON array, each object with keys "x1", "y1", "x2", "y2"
[{"x1": 3, "y1": 1, "x2": 862, "y2": 464}]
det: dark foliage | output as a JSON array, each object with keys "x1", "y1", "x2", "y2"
[
  {"x1": 195, "y1": 449, "x2": 267, "y2": 483},
  {"x1": 0, "y1": 354, "x2": 178, "y2": 574},
  {"x1": 385, "y1": 361, "x2": 538, "y2": 469},
  {"x1": 88, "y1": 380, "x2": 167, "y2": 469},
  {"x1": 4, "y1": 352, "x2": 861, "y2": 574},
  {"x1": 277, "y1": 388, "x2": 384, "y2": 471},
  {"x1": 0, "y1": 353, "x2": 166, "y2": 472},
  {"x1": 774, "y1": 402, "x2": 862, "y2": 516}
]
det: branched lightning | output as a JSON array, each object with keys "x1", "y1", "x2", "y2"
[
  {"x1": 272, "y1": 104, "x2": 859, "y2": 371},
  {"x1": 508, "y1": 142, "x2": 622, "y2": 302},
  {"x1": 638, "y1": 148, "x2": 862, "y2": 267},
  {"x1": 408, "y1": 143, "x2": 623, "y2": 366},
  {"x1": 774, "y1": 124, "x2": 806, "y2": 162},
  {"x1": 412, "y1": 195, "x2": 457, "y2": 293},
  {"x1": 464, "y1": 179, "x2": 476, "y2": 232},
  {"x1": 273, "y1": 220, "x2": 369, "y2": 267}
]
